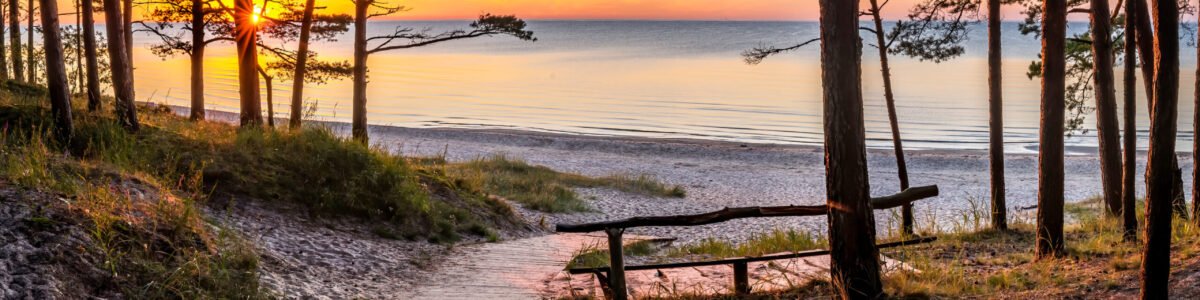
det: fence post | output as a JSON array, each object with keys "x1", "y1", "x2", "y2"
[
  {"x1": 733, "y1": 261, "x2": 750, "y2": 295},
  {"x1": 606, "y1": 228, "x2": 627, "y2": 300}
]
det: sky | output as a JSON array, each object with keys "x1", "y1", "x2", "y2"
[{"x1": 65, "y1": 0, "x2": 1037, "y2": 22}]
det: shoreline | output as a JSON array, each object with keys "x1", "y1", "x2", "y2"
[{"x1": 163, "y1": 105, "x2": 1191, "y2": 243}]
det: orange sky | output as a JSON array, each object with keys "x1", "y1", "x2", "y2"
[{"x1": 67, "y1": 0, "x2": 1035, "y2": 22}]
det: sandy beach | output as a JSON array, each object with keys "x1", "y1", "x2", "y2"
[{"x1": 177, "y1": 105, "x2": 1189, "y2": 244}]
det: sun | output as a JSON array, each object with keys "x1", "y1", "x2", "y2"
[{"x1": 251, "y1": 7, "x2": 261, "y2": 24}]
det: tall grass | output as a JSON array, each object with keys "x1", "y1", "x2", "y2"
[{"x1": 443, "y1": 155, "x2": 686, "y2": 212}]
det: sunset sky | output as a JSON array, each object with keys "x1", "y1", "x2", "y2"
[{"x1": 90, "y1": 0, "x2": 1036, "y2": 22}]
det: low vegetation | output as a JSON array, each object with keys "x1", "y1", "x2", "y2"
[
  {"x1": 436, "y1": 155, "x2": 686, "y2": 213},
  {"x1": 0, "y1": 83, "x2": 687, "y2": 297},
  {"x1": 565, "y1": 198, "x2": 1200, "y2": 299}
]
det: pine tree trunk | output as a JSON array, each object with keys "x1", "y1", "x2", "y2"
[
  {"x1": 1089, "y1": 0, "x2": 1123, "y2": 217},
  {"x1": 351, "y1": 0, "x2": 369, "y2": 142},
  {"x1": 867, "y1": 0, "x2": 913, "y2": 235},
  {"x1": 820, "y1": 0, "x2": 884, "y2": 297},
  {"x1": 26, "y1": 0, "x2": 33, "y2": 83},
  {"x1": 41, "y1": 0, "x2": 70, "y2": 142},
  {"x1": 289, "y1": 0, "x2": 314, "y2": 129},
  {"x1": 259, "y1": 67, "x2": 273, "y2": 127},
  {"x1": 1036, "y1": 0, "x2": 1067, "y2": 259},
  {"x1": 102, "y1": 0, "x2": 137, "y2": 130},
  {"x1": 122, "y1": 0, "x2": 131, "y2": 95},
  {"x1": 11, "y1": 0, "x2": 23, "y2": 83},
  {"x1": 189, "y1": 0, "x2": 204, "y2": 120},
  {"x1": 82, "y1": 0, "x2": 99, "y2": 111},
  {"x1": 73, "y1": 0, "x2": 81, "y2": 94},
  {"x1": 1194, "y1": 1, "x2": 1200, "y2": 226},
  {"x1": 1122, "y1": 0, "x2": 1139, "y2": 240},
  {"x1": 234, "y1": 0, "x2": 260, "y2": 127},
  {"x1": 0, "y1": 0, "x2": 9, "y2": 81},
  {"x1": 988, "y1": 0, "x2": 1006, "y2": 230},
  {"x1": 1141, "y1": 0, "x2": 1179, "y2": 295}
]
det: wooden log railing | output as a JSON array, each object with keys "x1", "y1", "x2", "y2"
[
  {"x1": 556, "y1": 185, "x2": 939, "y2": 233},
  {"x1": 555, "y1": 185, "x2": 939, "y2": 300}
]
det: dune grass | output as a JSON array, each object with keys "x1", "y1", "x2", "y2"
[{"x1": 437, "y1": 155, "x2": 686, "y2": 213}]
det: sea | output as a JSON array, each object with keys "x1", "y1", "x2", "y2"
[{"x1": 125, "y1": 20, "x2": 1200, "y2": 153}]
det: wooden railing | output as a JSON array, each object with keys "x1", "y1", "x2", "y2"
[{"x1": 555, "y1": 185, "x2": 939, "y2": 300}]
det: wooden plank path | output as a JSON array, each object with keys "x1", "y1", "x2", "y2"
[{"x1": 407, "y1": 233, "x2": 661, "y2": 300}]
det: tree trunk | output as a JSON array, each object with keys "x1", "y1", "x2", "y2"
[
  {"x1": 1122, "y1": 0, "x2": 1138, "y2": 240},
  {"x1": 1089, "y1": 0, "x2": 1123, "y2": 217},
  {"x1": 82, "y1": 0, "x2": 98, "y2": 111},
  {"x1": 259, "y1": 67, "x2": 273, "y2": 127},
  {"x1": 188, "y1": 0, "x2": 204, "y2": 120},
  {"x1": 122, "y1": 0, "x2": 131, "y2": 95},
  {"x1": 0, "y1": 0, "x2": 9, "y2": 81},
  {"x1": 234, "y1": 0, "x2": 260, "y2": 127},
  {"x1": 867, "y1": 0, "x2": 913, "y2": 235},
  {"x1": 289, "y1": 0, "x2": 314, "y2": 129},
  {"x1": 351, "y1": 0, "x2": 369, "y2": 142},
  {"x1": 819, "y1": 0, "x2": 884, "y2": 297},
  {"x1": 102, "y1": 0, "x2": 137, "y2": 130},
  {"x1": 988, "y1": 0, "x2": 1006, "y2": 230},
  {"x1": 11, "y1": 0, "x2": 23, "y2": 83},
  {"x1": 73, "y1": 0, "x2": 81, "y2": 94},
  {"x1": 1195, "y1": 0, "x2": 1200, "y2": 225},
  {"x1": 1141, "y1": 0, "x2": 1179, "y2": 296},
  {"x1": 40, "y1": 0, "x2": 70, "y2": 142},
  {"x1": 1037, "y1": 0, "x2": 1067, "y2": 259},
  {"x1": 27, "y1": 0, "x2": 34, "y2": 83}
]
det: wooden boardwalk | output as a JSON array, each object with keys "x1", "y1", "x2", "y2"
[{"x1": 407, "y1": 233, "x2": 659, "y2": 299}]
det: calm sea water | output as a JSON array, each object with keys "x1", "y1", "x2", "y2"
[{"x1": 128, "y1": 21, "x2": 1199, "y2": 152}]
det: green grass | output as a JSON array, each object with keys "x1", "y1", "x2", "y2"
[
  {"x1": 439, "y1": 155, "x2": 685, "y2": 213},
  {"x1": 565, "y1": 229, "x2": 826, "y2": 271}
]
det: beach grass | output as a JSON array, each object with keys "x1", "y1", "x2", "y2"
[{"x1": 437, "y1": 155, "x2": 686, "y2": 213}]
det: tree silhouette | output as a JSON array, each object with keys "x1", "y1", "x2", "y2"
[
  {"x1": 745, "y1": 0, "x2": 979, "y2": 235},
  {"x1": 818, "y1": 0, "x2": 884, "y2": 297},
  {"x1": 1142, "y1": 0, "x2": 1180, "y2": 295},
  {"x1": 987, "y1": 0, "x2": 1006, "y2": 230},
  {"x1": 136, "y1": 0, "x2": 228, "y2": 120},
  {"x1": 1036, "y1": 0, "x2": 1067, "y2": 259},
  {"x1": 349, "y1": 0, "x2": 535, "y2": 143},
  {"x1": 41, "y1": 0, "x2": 70, "y2": 142},
  {"x1": 102, "y1": 0, "x2": 137, "y2": 130}
]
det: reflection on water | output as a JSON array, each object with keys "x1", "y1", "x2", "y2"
[{"x1": 129, "y1": 21, "x2": 1197, "y2": 152}]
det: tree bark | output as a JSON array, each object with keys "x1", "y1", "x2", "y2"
[
  {"x1": 41, "y1": 0, "x2": 70, "y2": 142},
  {"x1": 188, "y1": 0, "x2": 204, "y2": 120},
  {"x1": 1037, "y1": 0, "x2": 1067, "y2": 259},
  {"x1": 1195, "y1": 1, "x2": 1200, "y2": 226},
  {"x1": 351, "y1": 0, "x2": 369, "y2": 142},
  {"x1": 26, "y1": 0, "x2": 33, "y2": 83},
  {"x1": 73, "y1": 0, "x2": 81, "y2": 94},
  {"x1": 820, "y1": 0, "x2": 884, "y2": 297},
  {"x1": 259, "y1": 67, "x2": 273, "y2": 127},
  {"x1": 102, "y1": 0, "x2": 137, "y2": 130},
  {"x1": 289, "y1": 0, "x2": 314, "y2": 129},
  {"x1": 0, "y1": 0, "x2": 9, "y2": 81},
  {"x1": 82, "y1": 0, "x2": 98, "y2": 111},
  {"x1": 1089, "y1": 0, "x2": 1123, "y2": 217},
  {"x1": 988, "y1": 0, "x2": 1006, "y2": 230},
  {"x1": 10, "y1": 0, "x2": 23, "y2": 83},
  {"x1": 122, "y1": 0, "x2": 131, "y2": 94},
  {"x1": 867, "y1": 0, "x2": 914, "y2": 235},
  {"x1": 1122, "y1": 0, "x2": 1139, "y2": 240},
  {"x1": 1141, "y1": 0, "x2": 1179, "y2": 296},
  {"x1": 234, "y1": 0, "x2": 260, "y2": 127}
]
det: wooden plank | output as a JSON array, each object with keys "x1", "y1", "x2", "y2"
[
  {"x1": 555, "y1": 185, "x2": 938, "y2": 233},
  {"x1": 566, "y1": 236, "x2": 936, "y2": 274}
]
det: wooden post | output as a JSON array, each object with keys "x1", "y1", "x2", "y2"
[
  {"x1": 605, "y1": 228, "x2": 627, "y2": 300},
  {"x1": 733, "y1": 261, "x2": 750, "y2": 295}
]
